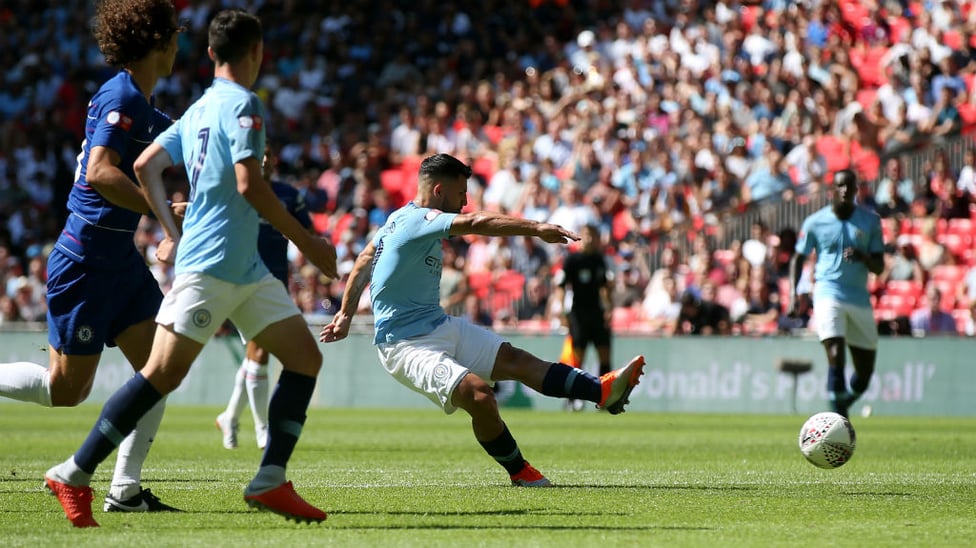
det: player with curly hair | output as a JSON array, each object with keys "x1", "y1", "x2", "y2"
[
  {"x1": 0, "y1": 0, "x2": 184, "y2": 517},
  {"x1": 45, "y1": 9, "x2": 339, "y2": 528}
]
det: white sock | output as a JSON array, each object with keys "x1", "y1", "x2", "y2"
[
  {"x1": 244, "y1": 359, "x2": 269, "y2": 434},
  {"x1": 46, "y1": 456, "x2": 93, "y2": 487},
  {"x1": 225, "y1": 363, "x2": 248, "y2": 421},
  {"x1": 109, "y1": 396, "x2": 167, "y2": 500},
  {"x1": 0, "y1": 362, "x2": 52, "y2": 407}
]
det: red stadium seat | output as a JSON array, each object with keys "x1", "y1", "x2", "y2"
[
  {"x1": 885, "y1": 280, "x2": 923, "y2": 299},
  {"x1": 467, "y1": 271, "x2": 493, "y2": 299},
  {"x1": 877, "y1": 294, "x2": 916, "y2": 317},
  {"x1": 947, "y1": 218, "x2": 975, "y2": 237},
  {"x1": 940, "y1": 233, "x2": 973, "y2": 260},
  {"x1": 930, "y1": 265, "x2": 966, "y2": 283},
  {"x1": 472, "y1": 156, "x2": 498, "y2": 181}
]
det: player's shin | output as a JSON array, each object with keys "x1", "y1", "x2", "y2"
[
  {"x1": 109, "y1": 396, "x2": 167, "y2": 500},
  {"x1": 73, "y1": 373, "x2": 163, "y2": 474},
  {"x1": 540, "y1": 362, "x2": 602, "y2": 402}
]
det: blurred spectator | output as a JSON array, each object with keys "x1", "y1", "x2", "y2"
[
  {"x1": 916, "y1": 219, "x2": 948, "y2": 271},
  {"x1": 439, "y1": 243, "x2": 467, "y2": 317},
  {"x1": 461, "y1": 292, "x2": 492, "y2": 327},
  {"x1": 517, "y1": 276, "x2": 550, "y2": 322},
  {"x1": 874, "y1": 157, "x2": 914, "y2": 218},
  {"x1": 963, "y1": 302, "x2": 976, "y2": 337},
  {"x1": 7, "y1": 0, "x2": 976, "y2": 333},
  {"x1": 778, "y1": 292, "x2": 811, "y2": 335},
  {"x1": 674, "y1": 289, "x2": 731, "y2": 336},
  {"x1": 879, "y1": 236, "x2": 926, "y2": 286},
  {"x1": 910, "y1": 286, "x2": 958, "y2": 336}
]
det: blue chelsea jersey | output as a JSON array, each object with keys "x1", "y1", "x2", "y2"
[{"x1": 56, "y1": 71, "x2": 172, "y2": 266}]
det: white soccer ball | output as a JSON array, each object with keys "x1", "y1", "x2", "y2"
[{"x1": 798, "y1": 411, "x2": 856, "y2": 469}]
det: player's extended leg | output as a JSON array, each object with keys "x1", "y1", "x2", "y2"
[
  {"x1": 244, "y1": 314, "x2": 325, "y2": 523},
  {"x1": 104, "y1": 318, "x2": 177, "y2": 512},
  {"x1": 451, "y1": 372, "x2": 550, "y2": 487},
  {"x1": 821, "y1": 337, "x2": 852, "y2": 417},
  {"x1": 491, "y1": 343, "x2": 645, "y2": 414},
  {"x1": 0, "y1": 349, "x2": 98, "y2": 407},
  {"x1": 46, "y1": 325, "x2": 202, "y2": 527}
]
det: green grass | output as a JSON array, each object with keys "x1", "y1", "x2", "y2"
[{"x1": 1, "y1": 404, "x2": 974, "y2": 547}]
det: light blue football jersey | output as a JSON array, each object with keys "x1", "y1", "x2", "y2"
[
  {"x1": 796, "y1": 205, "x2": 884, "y2": 306},
  {"x1": 369, "y1": 203, "x2": 458, "y2": 344},
  {"x1": 156, "y1": 78, "x2": 268, "y2": 284}
]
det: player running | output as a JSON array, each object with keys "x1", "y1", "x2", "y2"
[
  {"x1": 0, "y1": 0, "x2": 184, "y2": 514},
  {"x1": 789, "y1": 169, "x2": 885, "y2": 418},
  {"x1": 44, "y1": 9, "x2": 338, "y2": 527},
  {"x1": 215, "y1": 145, "x2": 313, "y2": 450},
  {"x1": 321, "y1": 153, "x2": 645, "y2": 487}
]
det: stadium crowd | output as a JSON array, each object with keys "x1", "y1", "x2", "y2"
[{"x1": 2, "y1": 0, "x2": 976, "y2": 336}]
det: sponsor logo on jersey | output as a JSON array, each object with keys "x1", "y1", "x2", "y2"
[
  {"x1": 106, "y1": 111, "x2": 133, "y2": 131},
  {"x1": 238, "y1": 115, "x2": 263, "y2": 130},
  {"x1": 424, "y1": 209, "x2": 442, "y2": 222}
]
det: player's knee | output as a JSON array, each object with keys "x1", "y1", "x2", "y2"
[
  {"x1": 494, "y1": 343, "x2": 532, "y2": 369},
  {"x1": 454, "y1": 378, "x2": 497, "y2": 415},
  {"x1": 48, "y1": 383, "x2": 90, "y2": 407}
]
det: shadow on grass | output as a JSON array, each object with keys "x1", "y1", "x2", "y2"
[
  {"x1": 547, "y1": 484, "x2": 758, "y2": 491},
  {"x1": 332, "y1": 524, "x2": 713, "y2": 531}
]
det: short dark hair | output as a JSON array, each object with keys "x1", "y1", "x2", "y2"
[
  {"x1": 209, "y1": 9, "x2": 262, "y2": 64},
  {"x1": 834, "y1": 169, "x2": 857, "y2": 187},
  {"x1": 93, "y1": 0, "x2": 181, "y2": 67},
  {"x1": 419, "y1": 153, "x2": 472, "y2": 182}
]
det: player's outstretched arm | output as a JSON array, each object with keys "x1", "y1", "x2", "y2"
[
  {"x1": 235, "y1": 157, "x2": 338, "y2": 279},
  {"x1": 320, "y1": 241, "x2": 377, "y2": 343},
  {"x1": 134, "y1": 142, "x2": 181, "y2": 264},
  {"x1": 449, "y1": 210, "x2": 580, "y2": 244}
]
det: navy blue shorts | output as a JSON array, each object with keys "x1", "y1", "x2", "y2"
[{"x1": 46, "y1": 248, "x2": 163, "y2": 355}]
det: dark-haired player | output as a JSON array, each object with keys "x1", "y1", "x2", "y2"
[
  {"x1": 789, "y1": 169, "x2": 884, "y2": 418},
  {"x1": 0, "y1": 0, "x2": 184, "y2": 515},
  {"x1": 321, "y1": 153, "x2": 645, "y2": 488}
]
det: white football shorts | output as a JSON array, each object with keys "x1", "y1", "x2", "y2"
[
  {"x1": 376, "y1": 315, "x2": 504, "y2": 414},
  {"x1": 813, "y1": 297, "x2": 878, "y2": 350},
  {"x1": 156, "y1": 272, "x2": 300, "y2": 344}
]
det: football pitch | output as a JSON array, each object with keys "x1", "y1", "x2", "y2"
[{"x1": 1, "y1": 404, "x2": 973, "y2": 547}]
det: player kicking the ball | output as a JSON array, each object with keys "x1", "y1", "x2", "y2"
[{"x1": 321, "y1": 153, "x2": 645, "y2": 487}]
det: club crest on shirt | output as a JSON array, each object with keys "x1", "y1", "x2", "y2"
[
  {"x1": 238, "y1": 115, "x2": 263, "y2": 130},
  {"x1": 75, "y1": 325, "x2": 94, "y2": 344},
  {"x1": 192, "y1": 308, "x2": 212, "y2": 328},
  {"x1": 424, "y1": 209, "x2": 442, "y2": 221},
  {"x1": 105, "y1": 111, "x2": 133, "y2": 131}
]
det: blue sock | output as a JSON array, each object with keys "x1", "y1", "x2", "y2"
[
  {"x1": 74, "y1": 373, "x2": 162, "y2": 474},
  {"x1": 478, "y1": 424, "x2": 524, "y2": 475},
  {"x1": 541, "y1": 363, "x2": 601, "y2": 402},
  {"x1": 261, "y1": 370, "x2": 315, "y2": 469},
  {"x1": 826, "y1": 365, "x2": 847, "y2": 395}
]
